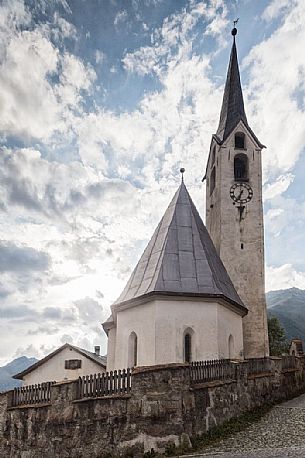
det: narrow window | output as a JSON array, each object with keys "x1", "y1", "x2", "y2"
[
  {"x1": 235, "y1": 132, "x2": 245, "y2": 149},
  {"x1": 184, "y1": 333, "x2": 192, "y2": 363},
  {"x1": 228, "y1": 335, "x2": 234, "y2": 360},
  {"x1": 210, "y1": 166, "x2": 216, "y2": 195},
  {"x1": 128, "y1": 332, "x2": 138, "y2": 367},
  {"x1": 234, "y1": 154, "x2": 248, "y2": 181}
]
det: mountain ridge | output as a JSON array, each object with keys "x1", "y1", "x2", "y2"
[
  {"x1": 266, "y1": 287, "x2": 305, "y2": 343},
  {"x1": 0, "y1": 356, "x2": 38, "y2": 392}
]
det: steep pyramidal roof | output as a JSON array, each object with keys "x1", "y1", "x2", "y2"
[
  {"x1": 216, "y1": 37, "x2": 247, "y2": 142},
  {"x1": 112, "y1": 182, "x2": 246, "y2": 314}
]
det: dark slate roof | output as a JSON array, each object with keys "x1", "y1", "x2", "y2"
[
  {"x1": 215, "y1": 37, "x2": 264, "y2": 148},
  {"x1": 13, "y1": 343, "x2": 107, "y2": 380},
  {"x1": 112, "y1": 182, "x2": 246, "y2": 314},
  {"x1": 216, "y1": 38, "x2": 247, "y2": 142}
]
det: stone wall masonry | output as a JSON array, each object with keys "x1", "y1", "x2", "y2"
[{"x1": 1, "y1": 358, "x2": 305, "y2": 457}]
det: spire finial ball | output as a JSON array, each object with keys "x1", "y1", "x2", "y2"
[
  {"x1": 231, "y1": 27, "x2": 237, "y2": 36},
  {"x1": 180, "y1": 167, "x2": 185, "y2": 182}
]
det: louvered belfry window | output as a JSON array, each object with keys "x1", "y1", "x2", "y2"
[
  {"x1": 234, "y1": 154, "x2": 248, "y2": 181},
  {"x1": 235, "y1": 132, "x2": 245, "y2": 149}
]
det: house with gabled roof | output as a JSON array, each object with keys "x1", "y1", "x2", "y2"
[{"x1": 13, "y1": 343, "x2": 107, "y2": 386}]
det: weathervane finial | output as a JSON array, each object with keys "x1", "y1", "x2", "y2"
[
  {"x1": 180, "y1": 167, "x2": 185, "y2": 182},
  {"x1": 232, "y1": 18, "x2": 239, "y2": 38}
]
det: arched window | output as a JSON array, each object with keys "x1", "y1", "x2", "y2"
[
  {"x1": 184, "y1": 334, "x2": 191, "y2": 363},
  {"x1": 210, "y1": 166, "x2": 216, "y2": 195},
  {"x1": 183, "y1": 328, "x2": 194, "y2": 363},
  {"x1": 235, "y1": 132, "x2": 245, "y2": 149},
  {"x1": 234, "y1": 154, "x2": 248, "y2": 181},
  {"x1": 228, "y1": 335, "x2": 234, "y2": 360},
  {"x1": 128, "y1": 332, "x2": 138, "y2": 367}
]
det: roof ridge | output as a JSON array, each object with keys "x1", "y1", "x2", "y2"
[
  {"x1": 187, "y1": 193, "x2": 243, "y2": 305},
  {"x1": 154, "y1": 184, "x2": 184, "y2": 291}
]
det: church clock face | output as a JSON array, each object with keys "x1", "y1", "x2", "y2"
[{"x1": 230, "y1": 183, "x2": 253, "y2": 204}]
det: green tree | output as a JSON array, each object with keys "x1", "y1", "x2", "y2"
[{"x1": 268, "y1": 316, "x2": 289, "y2": 356}]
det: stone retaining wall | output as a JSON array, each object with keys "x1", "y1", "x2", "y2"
[{"x1": 0, "y1": 357, "x2": 305, "y2": 457}]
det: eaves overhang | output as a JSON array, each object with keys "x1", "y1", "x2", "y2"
[{"x1": 111, "y1": 290, "x2": 248, "y2": 318}]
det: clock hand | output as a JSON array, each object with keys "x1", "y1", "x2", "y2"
[{"x1": 237, "y1": 189, "x2": 244, "y2": 200}]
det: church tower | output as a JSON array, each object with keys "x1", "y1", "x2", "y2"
[{"x1": 205, "y1": 27, "x2": 269, "y2": 358}]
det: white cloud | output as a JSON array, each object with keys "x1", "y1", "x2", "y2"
[
  {"x1": 263, "y1": 173, "x2": 294, "y2": 201},
  {"x1": 57, "y1": 53, "x2": 96, "y2": 107},
  {"x1": 0, "y1": 1, "x2": 96, "y2": 142},
  {"x1": 244, "y1": 0, "x2": 305, "y2": 176},
  {"x1": 266, "y1": 264, "x2": 305, "y2": 291},
  {"x1": 262, "y1": 0, "x2": 295, "y2": 21},
  {"x1": 52, "y1": 12, "x2": 77, "y2": 41},
  {"x1": 123, "y1": 1, "x2": 228, "y2": 76},
  {"x1": 95, "y1": 50, "x2": 105, "y2": 64},
  {"x1": 265, "y1": 193, "x2": 305, "y2": 237},
  {"x1": 114, "y1": 10, "x2": 128, "y2": 27}
]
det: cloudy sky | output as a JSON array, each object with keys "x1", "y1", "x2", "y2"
[{"x1": 0, "y1": 0, "x2": 305, "y2": 364}]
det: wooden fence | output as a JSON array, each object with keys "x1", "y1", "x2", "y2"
[
  {"x1": 282, "y1": 355, "x2": 296, "y2": 371},
  {"x1": 247, "y1": 357, "x2": 272, "y2": 375},
  {"x1": 190, "y1": 359, "x2": 236, "y2": 384},
  {"x1": 77, "y1": 369, "x2": 131, "y2": 399},
  {"x1": 11, "y1": 381, "x2": 55, "y2": 407}
]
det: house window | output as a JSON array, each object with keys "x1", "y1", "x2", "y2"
[
  {"x1": 235, "y1": 132, "x2": 245, "y2": 149},
  {"x1": 210, "y1": 167, "x2": 216, "y2": 195},
  {"x1": 128, "y1": 332, "x2": 138, "y2": 367},
  {"x1": 183, "y1": 328, "x2": 195, "y2": 363},
  {"x1": 65, "y1": 359, "x2": 81, "y2": 370},
  {"x1": 234, "y1": 154, "x2": 248, "y2": 181}
]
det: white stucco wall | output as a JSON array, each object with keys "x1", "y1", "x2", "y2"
[
  {"x1": 107, "y1": 327, "x2": 116, "y2": 370},
  {"x1": 22, "y1": 347, "x2": 106, "y2": 385},
  {"x1": 217, "y1": 304, "x2": 244, "y2": 359},
  {"x1": 112, "y1": 301, "x2": 156, "y2": 371},
  {"x1": 107, "y1": 298, "x2": 244, "y2": 371}
]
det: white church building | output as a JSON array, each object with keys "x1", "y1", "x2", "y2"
[
  {"x1": 103, "y1": 181, "x2": 247, "y2": 371},
  {"x1": 103, "y1": 27, "x2": 269, "y2": 371}
]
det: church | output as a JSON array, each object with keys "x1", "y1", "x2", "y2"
[{"x1": 102, "y1": 27, "x2": 269, "y2": 371}]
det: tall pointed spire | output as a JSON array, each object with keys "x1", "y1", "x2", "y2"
[{"x1": 216, "y1": 26, "x2": 248, "y2": 142}]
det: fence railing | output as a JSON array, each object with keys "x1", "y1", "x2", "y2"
[
  {"x1": 247, "y1": 357, "x2": 272, "y2": 375},
  {"x1": 77, "y1": 369, "x2": 131, "y2": 399},
  {"x1": 190, "y1": 359, "x2": 236, "y2": 384},
  {"x1": 11, "y1": 381, "x2": 55, "y2": 407},
  {"x1": 282, "y1": 355, "x2": 296, "y2": 371}
]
